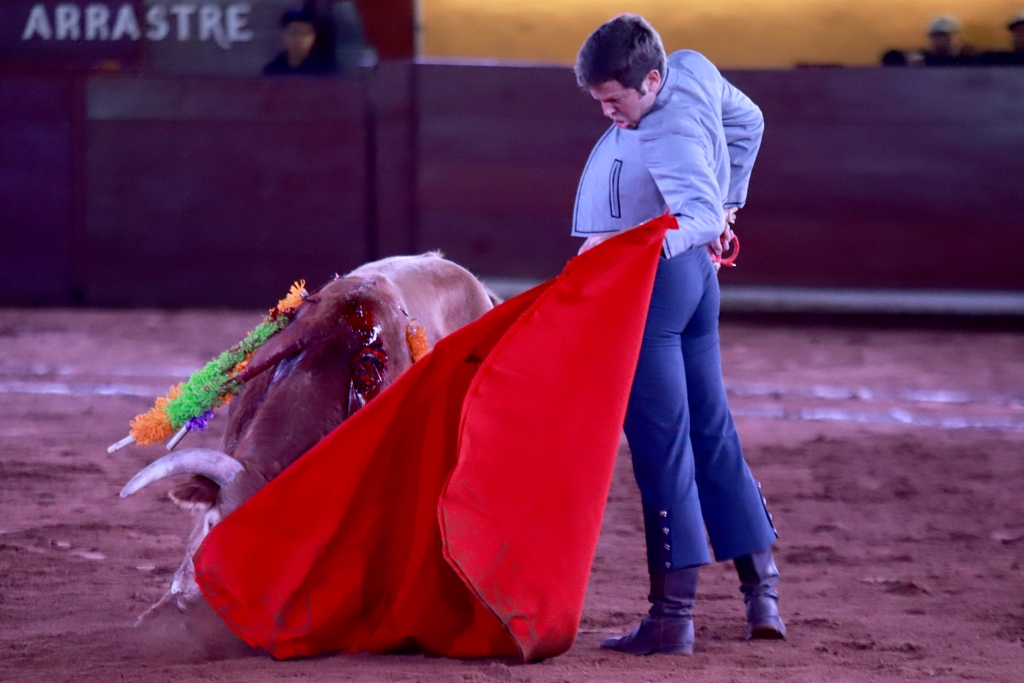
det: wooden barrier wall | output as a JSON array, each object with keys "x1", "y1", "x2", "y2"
[
  {"x1": 0, "y1": 76, "x2": 75, "y2": 306},
  {"x1": 83, "y1": 77, "x2": 369, "y2": 307},
  {"x1": 416, "y1": 65, "x2": 1024, "y2": 291},
  {"x1": 729, "y1": 68, "x2": 1024, "y2": 290},
  {"x1": 415, "y1": 64, "x2": 605, "y2": 279},
  {"x1": 1, "y1": 64, "x2": 1022, "y2": 307}
]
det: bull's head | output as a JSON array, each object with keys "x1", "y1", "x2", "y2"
[{"x1": 120, "y1": 282, "x2": 407, "y2": 620}]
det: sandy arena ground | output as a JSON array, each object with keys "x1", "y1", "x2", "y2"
[{"x1": 2, "y1": 309, "x2": 1023, "y2": 682}]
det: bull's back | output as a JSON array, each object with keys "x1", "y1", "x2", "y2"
[{"x1": 348, "y1": 254, "x2": 493, "y2": 345}]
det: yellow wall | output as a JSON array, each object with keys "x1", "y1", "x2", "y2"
[{"x1": 421, "y1": 0, "x2": 1024, "y2": 68}]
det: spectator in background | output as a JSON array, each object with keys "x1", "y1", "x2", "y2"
[
  {"x1": 921, "y1": 16, "x2": 975, "y2": 65},
  {"x1": 331, "y1": 0, "x2": 376, "y2": 73},
  {"x1": 977, "y1": 12, "x2": 1024, "y2": 65},
  {"x1": 263, "y1": 8, "x2": 337, "y2": 75},
  {"x1": 880, "y1": 48, "x2": 912, "y2": 66},
  {"x1": 881, "y1": 16, "x2": 974, "y2": 67}
]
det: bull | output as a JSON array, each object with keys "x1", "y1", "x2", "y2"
[{"x1": 119, "y1": 254, "x2": 495, "y2": 621}]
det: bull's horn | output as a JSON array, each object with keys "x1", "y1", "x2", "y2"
[{"x1": 120, "y1": 448, "x2": 244, "y2": 499}]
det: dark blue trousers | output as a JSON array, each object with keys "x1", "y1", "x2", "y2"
[{"x1": 624, "y1": 246, "x2": 777, "y2": 573}]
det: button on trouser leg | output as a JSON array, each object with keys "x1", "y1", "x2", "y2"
[{"x1": 625, "y1": 252, "x2": 713, "y2": 571}]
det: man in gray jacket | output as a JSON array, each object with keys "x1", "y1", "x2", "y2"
[{"x1": 573, "y1": 14, "x2": 784, "y2": 655}]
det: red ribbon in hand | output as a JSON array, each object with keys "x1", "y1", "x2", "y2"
[{"x1": 711, "y1": 234, "x2": 740, "y2": 268}]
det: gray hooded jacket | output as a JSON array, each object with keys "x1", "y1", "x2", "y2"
[{"x1": 572, "y1": 50, "x2": 764, "y2": 258}]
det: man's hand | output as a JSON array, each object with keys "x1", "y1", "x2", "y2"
[
  {"x1": 722, "y1": 207, "x2": 737, "y2": 251},
  {"x1": 579, "y1": 234, "x2": 615, "y2": 254},
  {"x1": 707, "y1": 208, "x2": 737, "y2": 258}
]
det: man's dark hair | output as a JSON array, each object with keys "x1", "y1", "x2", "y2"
[
  {"x1": 281, "y1": 7, "x2": 317, "y2": 27},
  {"x1": 574, "y1": 14, "x2": 666, "y2": 91}
]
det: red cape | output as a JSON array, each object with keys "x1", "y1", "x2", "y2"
[{"x1": 194, "y1": 214, "x2": 672, "y2": 660}]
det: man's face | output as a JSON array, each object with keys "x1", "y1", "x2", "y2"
[
  {"x1": 588, "y1": 70, "x2": 661, "y2": 129},
  {"x1": 283, "y1": 21, "x2": 317, "y2": 65},
  {"x1": 928, "y1": 31, "x2": 957, "y2": 55},
  {"x1": 1012, "y1": 24, "x2": 1024, "y2": 52}
]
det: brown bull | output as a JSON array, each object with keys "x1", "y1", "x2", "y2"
[{"x1": 119, "y1": 254, "x2": 494, "y2": 619}]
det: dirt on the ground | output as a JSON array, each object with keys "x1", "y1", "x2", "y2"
[{"x1": 1, "y1": 309, "x2": 1023, "y2": 682}]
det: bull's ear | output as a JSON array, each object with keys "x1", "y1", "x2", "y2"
[{"x1": 168, "y1": 476, "x2": 219, "y2": 511}]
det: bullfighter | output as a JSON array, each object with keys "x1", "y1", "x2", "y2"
[{"x1": 572, "y1": 14, "x2": 785, "y2": 654}]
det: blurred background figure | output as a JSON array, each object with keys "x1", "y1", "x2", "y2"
[
  {"x1": 881, "y1": 15, "x2": 975, "y2": 66},
  {"x1": 977, "y1": 12, "x2": 1024, "y2": 65},
  {"x1": 329, "y1": 0, "x2": 378, "y2": 72},
  {"x1": 921, "y1": 15, "x2": 975, "y2": 65},
  {"x1": 263, "y1": 7, "x2": 337, "y2": 75},
  {"x1": 880, "y1": 48, "x2": 914, "y2": 66}
]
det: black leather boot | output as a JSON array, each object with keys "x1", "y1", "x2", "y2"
[
  {"x1": 734, "y1": 546, "x2": 786, "y2": 639},
  {"x1": 601, "y1": 566, "x2": 699, "y2": 655}
]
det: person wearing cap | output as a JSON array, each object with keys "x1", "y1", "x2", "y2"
[
  {"x1": 880, "y1": 15, "x2": 974, "y2": 66},
  {"x1": 921, "y1": 16, "x2": 975, "y2": 65},
  {"x1": 1012, "y1": 12, "x2": 1024, "y2": 54},
  {"x1": 262, "y1": 7, "x2": 337, "y2": 75},
  {"x1": 978, "y1": 12, "x2": 1024, "y2": 65},
  {"x1": 572, "y1": 14, "x2": 783, "y2": 655}
]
